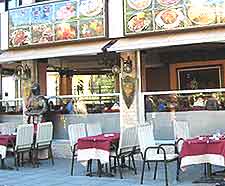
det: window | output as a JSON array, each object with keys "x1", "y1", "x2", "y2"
[{"x1": 5, "y1": 0, "x2": 22, "y2": 11}]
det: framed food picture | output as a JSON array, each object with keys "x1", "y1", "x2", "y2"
[
  {"x1": 32, "y1": 24, "x2": 54, "y2": 44},
  {"x1": 9, "y1": 27, "x2": 31, "y2": 47},
  {"x1": 154, "y1": 7, "x2": 186, "y2": 30},
  {"x1": 55, "y1": 21, "x2": 77, "y2": 41},
  {"x1": 126, "y1": 0, "x2": 152, "y2": 11},
  {"x1": 79, "y1": 0, "x2": 103, "y2": 18},
  {"x1": 155, "y1": 0, "x2": 183, "y2": 8},
  {"x1": 79, "y1": 18, "x2": 104, "y2": 38},
  {"x1": 55, "y1": 1, "x2": 77, "y2": 21},
  {"x1": 126, "y1": 11, "x2": 153, "y2": 33},
  {"x1": 31, "y1": 4, "x2": 53, "y2": 24},
  {"x1": 9, "y1": 7, "x2": 31, "y2": 27}
]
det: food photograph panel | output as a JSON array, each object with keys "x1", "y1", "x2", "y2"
[
  {"x1": 154, "y1": 0, "x2": 183, "y2": 9},
  {"x1": 55, "y1": 21, "x2": 77, "y2": 41},
  {"x1": 9, "y1": 7, "x2": 31, "y2": 28},
  {"x1": 79, "y1": 18, "x2": 105, "y2": 38},
  {"x1": 126, "y1": 0, "x2": 153, "y2": 12},
  {"x1": 31, "y1": 4, "x2": 54, "y2": 24},
  {"x1": 32, "y1": 24, "x2": 54, "y2": 44},
  {"x1": 55, "y1": 0, "x2": 77, "y2": 22},
  {"x1": 125, "y1": 10, "x2": 153, "y2": 34},
  {"x1": 79, "y1": 0, "x2": 104, "y2": 18},
  {"x1": 9, "y1": 27, "x2": 31, "y2": 48},
  {"x1": 154, "y1": 7, "x2": 188, "y2": 30}
]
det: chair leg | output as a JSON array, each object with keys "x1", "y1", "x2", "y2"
[
  {"x1": 141, "y1": 152, "x2": 150, "y2": 170},
  {"x1": 49, "y1": 146, "x2": 54, "y2": 166},
  {"x1": 140, "y1": 160, "x2": 146, "y2": 184},
  {"x1": 131, "y1": 154, "x2": 137, "y2": 175},
  {"x1": 117, "y1": 157, "x2": 123, "y2": 179},
  {"x1": 14, "y1": 152, "x2": 18, "y2": 171},
  {"x1": 36, "y1": 149, "x2": 39, "y2": 168},
  {"x1": 164, "y1": 161, "x2": 169, "y2": 186},
  {"x1": 21, "y1": 152, "x2": 24, "y2": 167},
  {"x1": 113, "y1": 157, "x2": 117, "y2": 173},
  {"x1": 176, "y1": 159, "x2": 180, "y2": 181},
  {"x1": 71, "y1": 149, "x2": 75, "y2": 176},
  {"x1": 153, "y1": 162, "x2": 158, "y2": 180},
  {"x1": 109, "y1": 157, "x2": 112, "y2": 173}
]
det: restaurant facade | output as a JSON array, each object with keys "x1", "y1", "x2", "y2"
[{"x1": 0, "y1": 0, "x2": 225, "y2": 144}]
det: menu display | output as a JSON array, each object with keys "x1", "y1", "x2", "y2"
[
  {"x1": 124, "y1": 0, "x2": 225, "y2": 34},
  {"x1": 8, "y1": 0, "x2": 106, "y2": 48}
]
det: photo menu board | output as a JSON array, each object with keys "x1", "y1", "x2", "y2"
[
  {"x1": 8, "y1": 0, "x2": 106, "y2": 48},
  {"x1": 124, "y1": 0, "x2": 225, "y2": 35}
]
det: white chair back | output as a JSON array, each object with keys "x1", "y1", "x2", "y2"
[
  {"x1": 36, "y1": 122, "x2": 53, "y2": 146},
  {"x1": 16, "y1": 124, "x2": 34, "y2": 150},
  {"x1": 118, "y1": 126, "x2": 139, "y2": 154},
  {"x1": 68, "y1": 123, "x2": 87, "y2": 148},
  {"x1": 173, "y1": 120, "x2": 190, "y2": 140},
  {"x1": 138, "y1": 123, "x2": 157, "y2": 158},
  {"x1": 86, "y1": 123, "x2": 102, "y2": 136}
]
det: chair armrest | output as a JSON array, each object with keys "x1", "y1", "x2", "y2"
[
  {"x1": 144, "y1": 146, "x2": 167, "y2": 161},
  {"x1": 158, "y1": 143, "x2": 178, "y2": 154}
]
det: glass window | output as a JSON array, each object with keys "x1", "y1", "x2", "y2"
[{"x1": 5, "y1": 0, "x2": 21, "y2": 10}]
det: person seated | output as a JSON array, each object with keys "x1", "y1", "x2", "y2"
[
  {"x1": 65, "y1": 99, "x2": 75, "y2": 114},
  {"x1": 205, "y1": 93, "x2": 220, "y2": 110}
]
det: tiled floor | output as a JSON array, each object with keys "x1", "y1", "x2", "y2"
[{"x1": 0, "y1": 157, "x2": 220, "y2": 186}]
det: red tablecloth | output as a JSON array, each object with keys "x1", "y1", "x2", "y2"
[
  {"x1": 0, "y1": 135, "x2": 16, "y2": 146},
  {"x1": 180, "y1": 137, "x2": 225, "y2": 168},
  {"x1": 77, "y1": 133, "x2": 120, "y2": 164}
]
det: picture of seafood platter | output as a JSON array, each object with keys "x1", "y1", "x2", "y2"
[
  {"x1": 79, "y1": 18, "x2": 104, "y2": 38},
  {"x1": 155, "y1": 0, "x2": 182, "y2": 8},
  {"x1": 55, "y1": 1, "x2": 77, "y2": 21},
  {"x1": 9, "y1": 8, "x2": 31, "y2": 27},
  {"x1": 126, "y1": 0, "x2": 152, "y2": 11},
  {"x1": 32, "y1": 24, "x2": 53, "y2": 44},
  {"x1": 126, "y1": 11, "x2": 152, "y2": 33},
  {"x1": 154, "y1": 7, "x2": 186, "y2": 30},
  {"x1": 55, "y1": 22, "x2": 77, "y2": 41},
  {"x1": 79, "y1": 0, "x2": 103, "y2": 18},
  {"x1": 186, "y1": 4, "x2": 216, "y2": 26},
  {"x1": 9, "y1": 27, "x2": 31, "y2": 48}
]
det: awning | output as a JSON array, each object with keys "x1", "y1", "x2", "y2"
[
  {"x1": 108, "y1": 27, "x2": 225, "y2": 52},
  {"x1": 0, "y1": 40, "x2": 110, "y2": 63}
]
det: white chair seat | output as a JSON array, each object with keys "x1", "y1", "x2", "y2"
[{"x1": 146, "y1": 153, "x2": 178, "y2": 161}]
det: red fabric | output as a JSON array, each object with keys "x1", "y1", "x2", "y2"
[
  {"x1": 180, "y1": 137, "x2": 225, "y2": 158},
  {"x1": 77, "y1": 133, "x2": 120, "y2": 151},
  {"x1": 0, "y1": 135, "x2": 16, "y2": 146}
]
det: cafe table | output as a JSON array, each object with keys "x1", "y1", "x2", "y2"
[
  {"x1": 0, "y1": 134, "x2": 16, "y2": 169},
  {"x1": 180, "y1": 136, "x2": 225, "y2": 183},
  {"x1": 77, "y1": 132, "x2": 120, "y2": 176}
]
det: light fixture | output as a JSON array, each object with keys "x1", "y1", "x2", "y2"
[
  {"x1": 112, "y1": 56, "x2": 133, "y2": 74},
  {"x1": 13, "y1": 64, "x2": 31, "y2": 80}
]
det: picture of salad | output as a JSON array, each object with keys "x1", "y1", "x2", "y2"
[
  {"x1": 9, "y1": 28, "x2": 31, "y2": 47},
  {"x1": 55, "y1": 1, "x2": 77, "y2": 21},
  {"x1": 127, "y1": 12, "x2": 151, "y2": 32},
  {"x1": 80, "y1": 0, "x2": 103, "y2": 17},
  {"x1": 157, "y1": 0, "x2": 181, "y2": 6},
  {"x1": 127, "y1": 0, "x2": 152, "y2": 10},
  {"x1": 9, "y1": 8, "x2": 31, "y2": 27},
  {"x1": 80, "y1": 18, "x2": 104, "y2": 38},
  {"x1": 55, "y1": 22, "x2": 77, "y2": 41},
  {"x1": 32, "y1": 24, "x2": 53, "y2": 43},
  {"x1": 32, "y1": 4, "x2": 53, "y2": 24},
  {"x1": 155, "y1": 8, "x2": 185, "y2": 29}
]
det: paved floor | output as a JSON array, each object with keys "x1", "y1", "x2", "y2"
[{"x1": 0, "y1": 158, "x2": 221, "y2": 186}]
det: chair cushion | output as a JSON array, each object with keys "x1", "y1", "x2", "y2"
[{"x1": 146, "y1": 153, "x2": 178, "y2": 161}]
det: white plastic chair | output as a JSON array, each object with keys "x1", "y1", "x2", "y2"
[
  {"x1": 173, "y1": 120, "x2": 190, "y2": 153},
  {"x1": 68, "y1": 123, "x2": 87, "y2": 175},
  {"x1": 34, "y1": 122, "x2": 54, "y2": 167},
  {"x1": 138, "y1": 123, "x2": 179, "y2": 186},
  {"x1": 110, "y1": 126, "x2": 139, "y2": 179},
  {"x1": 9, "y1": 124, "x2": 34, "y2": 170},
  {"x1": 86, "y1": 123, "x2": 102, "y2": 136}
]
